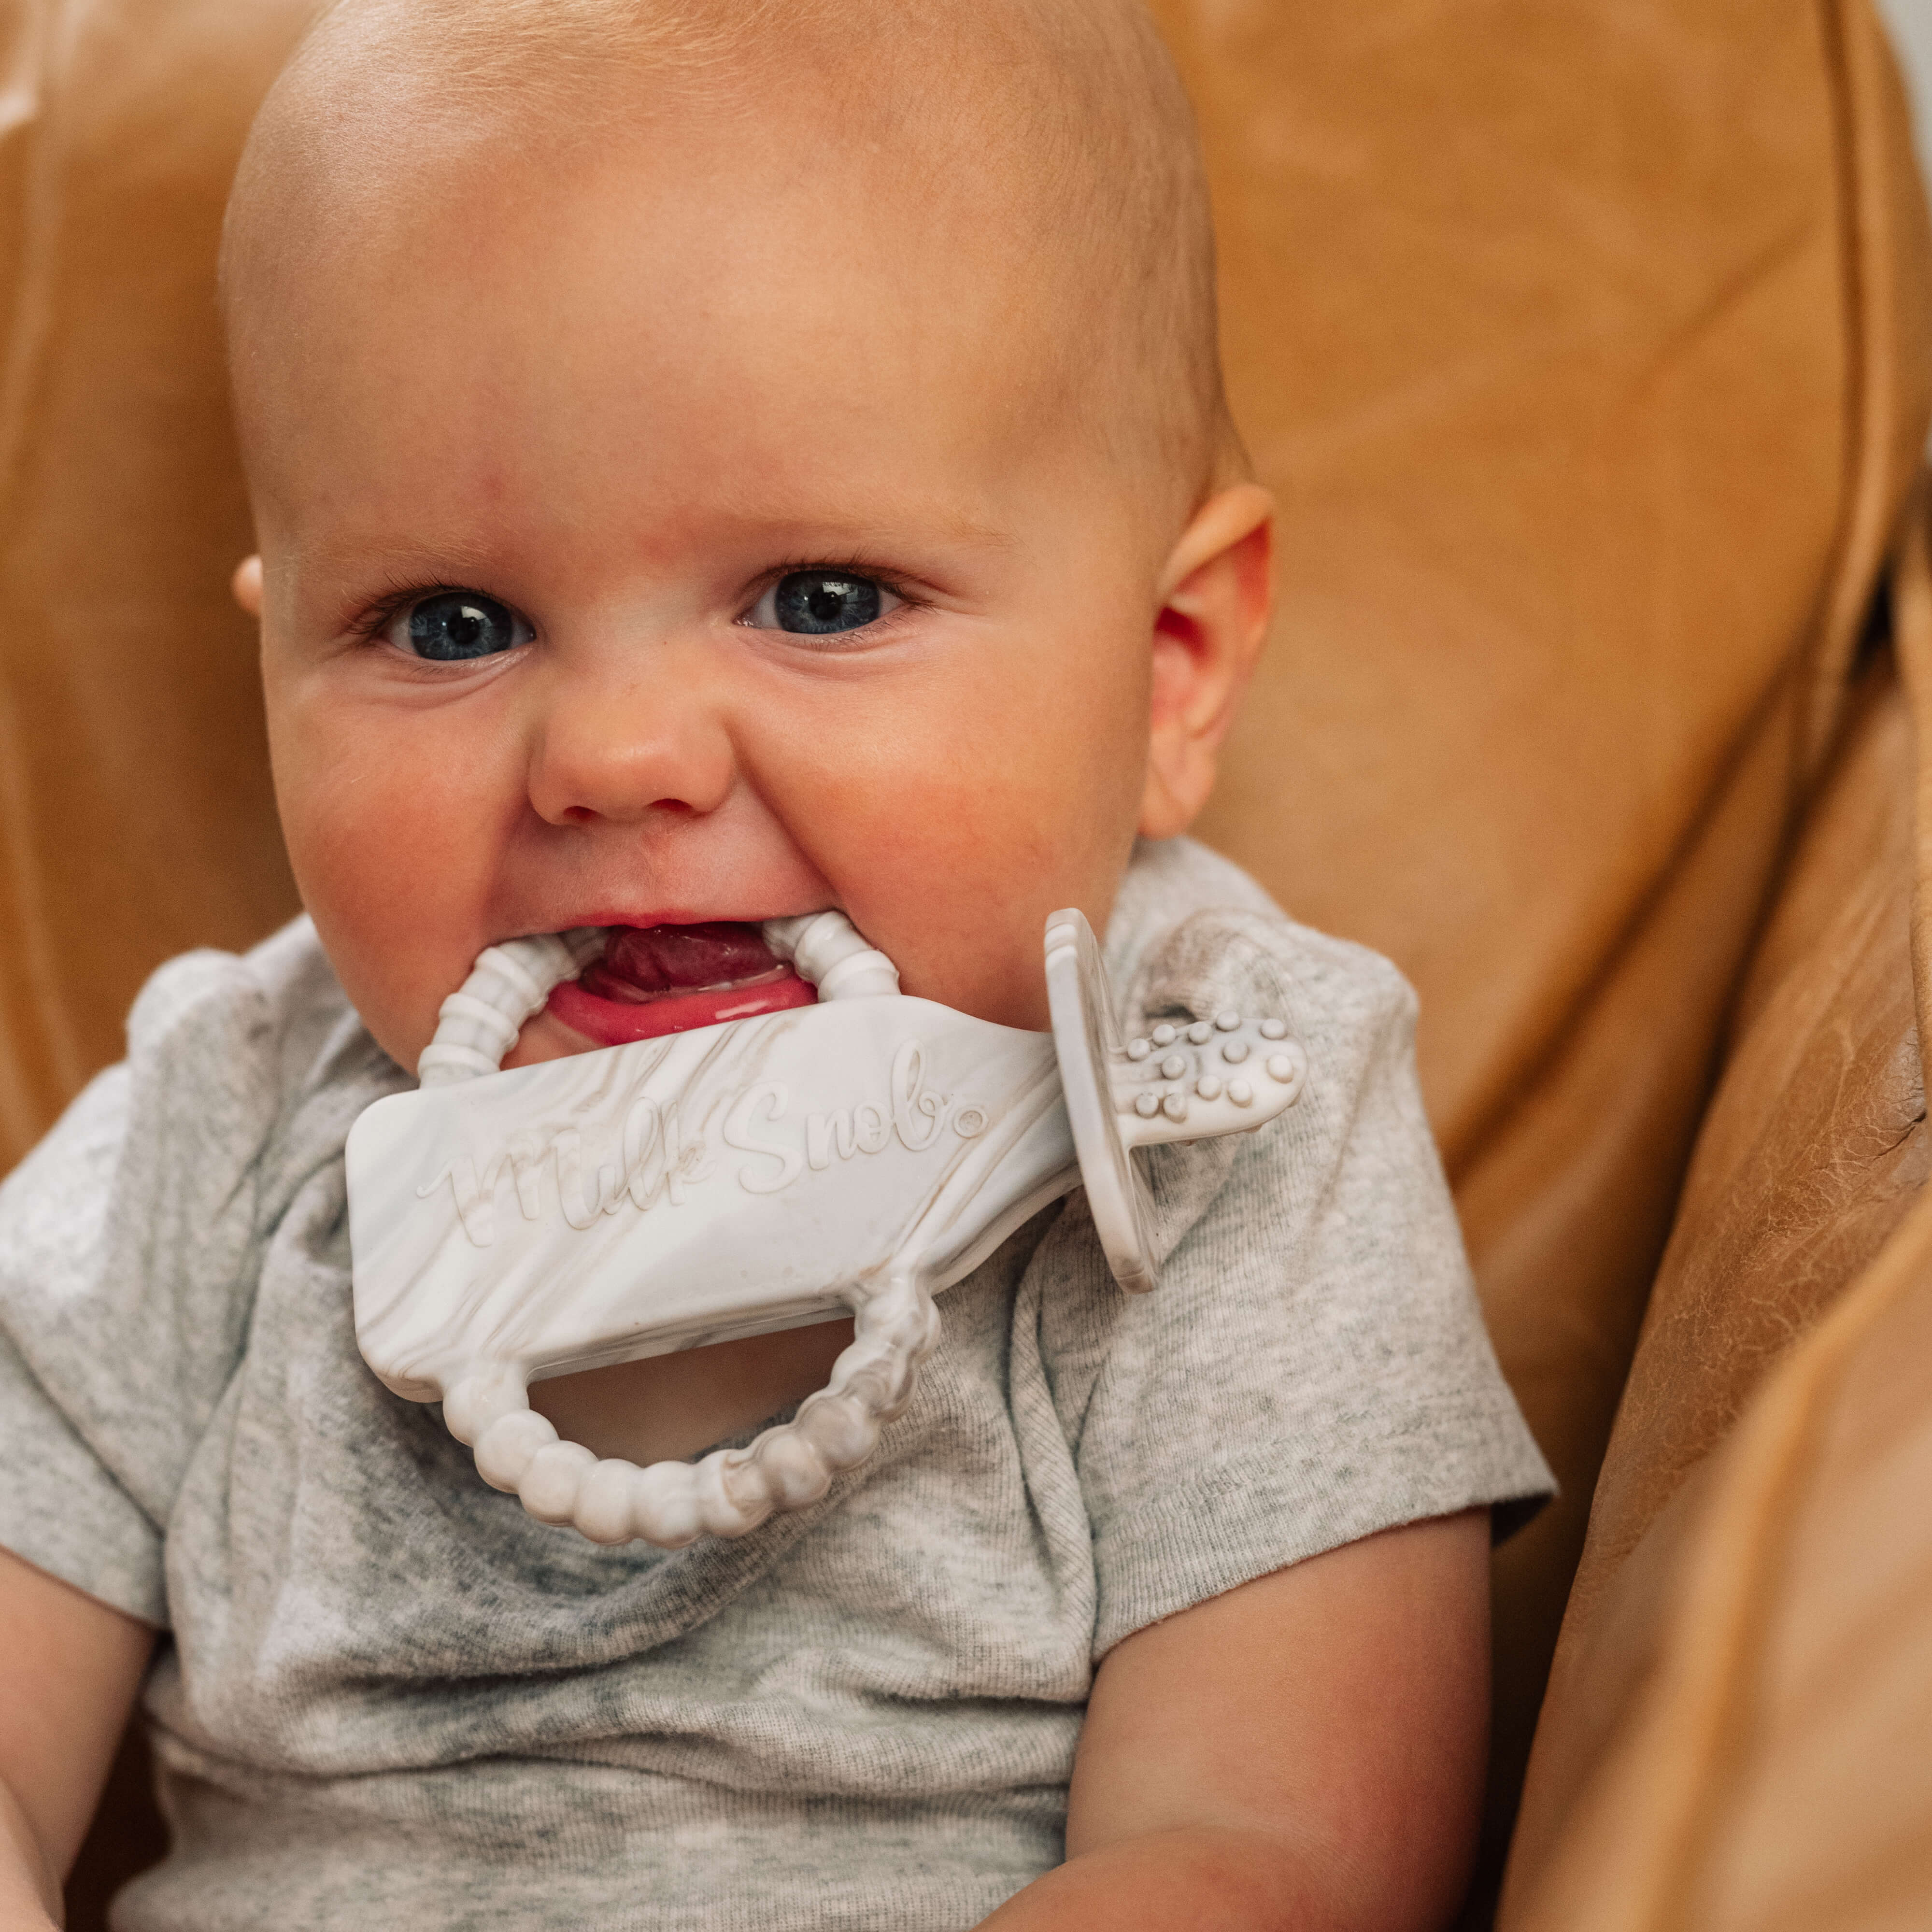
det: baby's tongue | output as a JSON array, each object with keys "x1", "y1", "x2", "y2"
[
  {"x1": 585, "y1": 922, "x2": 781, "y2": 1001},
  {"x1": 547, "y1": 919, "x2": 816, "y2": 1046}
]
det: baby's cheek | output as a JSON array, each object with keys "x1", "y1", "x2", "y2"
[
  {"x1": 295, "y1": 819, "x2": 475, "y2": 1067},
  {"x1": 272, "y1": 696, "x2": 514, "y2": 1068},
  {"x1": 754, "y1": 624, "x2": 1144, "y2": 1026}
]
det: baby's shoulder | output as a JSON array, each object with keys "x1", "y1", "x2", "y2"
[
  {"x1": 129, "y1": 916, "x2": 352, "y2": 1074},
  {"x1": 47, "y1": 920, "x2": 403, "y2": 1249},
  {"x1": 126, "y1": 917, "x2": 393, "y2": 1125}
]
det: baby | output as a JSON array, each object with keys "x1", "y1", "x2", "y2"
[{"x1": 0, "y1": 1, "x2": 1551, "y2": 1928}]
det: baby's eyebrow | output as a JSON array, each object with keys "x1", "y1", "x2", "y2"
[
  {"x1": 300, "y1": 539, "x2": 504, "y2": 585},
  {"x1": 303, "y1": 516, "x2": 1021, "y2": 585},
  {"x1": 735, "y1": 514, "x2": 1022, "y2": 559}
]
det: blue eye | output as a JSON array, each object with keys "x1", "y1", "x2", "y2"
[
  {"x1": 747, "y1": 571, "x2": 901, "y2": 636},
  {"x1": 388, "y1": 590, "x2": 532, "y2": 661}
]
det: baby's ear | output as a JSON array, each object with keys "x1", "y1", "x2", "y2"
[
  {"x1": 231, "y1": 554, "x2": 264, "y2": 618},
  {"x1": 1140, "y1": 484, "x2": 1273, "y2": 841}
]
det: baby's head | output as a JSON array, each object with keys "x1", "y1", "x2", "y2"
[{"x1": 222, "y1": 0, "x2": 1271, "y2": 1070}]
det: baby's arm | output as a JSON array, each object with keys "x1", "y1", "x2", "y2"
[
  {"x1": 981, "y1": 1510, "x2": 1489, "y2": 1932},
  {"x1": 0, "y1": 1547, "x2": 153, "y2": 1929}
]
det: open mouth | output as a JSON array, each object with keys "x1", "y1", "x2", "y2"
[{"x1": 545, "y1": 921, "x2": 817, "y2": 1045}]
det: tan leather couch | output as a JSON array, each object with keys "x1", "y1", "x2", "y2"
[{"x1": 3, "y1": 0, "x2": 1928, "y2": 1926}]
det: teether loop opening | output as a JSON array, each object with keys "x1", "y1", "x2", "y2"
[{"x1": 439, "y1": 1264, "x2": 941, "y2": 1548}]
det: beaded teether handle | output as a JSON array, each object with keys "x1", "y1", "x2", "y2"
[{"x1": 416, "y1": 911, "x2": 926, "y2": 1547}]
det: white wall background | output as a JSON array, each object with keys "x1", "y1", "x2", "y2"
[{"x1": 1882, "y1": 0, "x2": 1932, "y2": 182}]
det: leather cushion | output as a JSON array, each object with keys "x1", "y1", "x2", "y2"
[{"x1": 1497, "y1": 486, "x2": 1932, "y2": 1929}]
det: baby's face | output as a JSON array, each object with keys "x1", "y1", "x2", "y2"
[{"x1": 242, "y1": 122, "x2": 1252, "y2": 1071}]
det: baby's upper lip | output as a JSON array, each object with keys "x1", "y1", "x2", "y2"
[
  {"x1": 562, "y1": 911, "x2": 699, "y2": 932},
  {"x1": 539, "y1": 910, "x2": 771, "y2": 935}
]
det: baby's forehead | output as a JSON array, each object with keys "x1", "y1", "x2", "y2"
[
  {"x1": 226, "y1": 0, "x2": 1225, "y2": 509},
  {"x1": 253, "y1": 2, "x2": 1111, "y2": 292},
  {"x1": 237, "y1": 122, "x2": 1088, "y2": 536}
]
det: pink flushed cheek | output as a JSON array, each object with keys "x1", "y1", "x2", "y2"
[{"x1": 286, "y1": 820, "x2": 477, "y2": 1062}]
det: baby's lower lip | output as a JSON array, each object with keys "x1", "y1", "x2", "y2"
[{"x1": 543, "y1": 921, "x2": 817, "y2": 1044}]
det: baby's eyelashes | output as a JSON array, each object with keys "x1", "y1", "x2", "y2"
[
  {"x1": 742, "y1": 571, "x2": 902, "y2": 638},
  {"x1": 384, "y1": 590, "x2": 534, "y2": 662}
]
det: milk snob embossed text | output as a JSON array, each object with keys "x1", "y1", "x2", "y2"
[
  {"x1": 731, "y1": 1038, "x2": 985, "y2": 1196},
  {"x1": 421, "y1": 1039, "x2": 988, "y2": 1245},
  {"x1": 419, "y1": 1099, "x2": 708, "y2": 1245}
]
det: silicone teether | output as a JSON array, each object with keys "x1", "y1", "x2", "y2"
[{"x1": 347, "y1": 909, "x2": 1305, "y2": 1546}]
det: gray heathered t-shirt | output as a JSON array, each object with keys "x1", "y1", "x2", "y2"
[{"x1": 0, "y1": 838, "x2": 1550, "y2": 1932}]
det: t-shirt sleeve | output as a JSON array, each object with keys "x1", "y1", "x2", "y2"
[
  {"x1": 1036, "y1": 907, "x2": 1554, "y2": 1656},
  {"x1": 0, "y1": 950, "x2": 288, "y2": 1625}
]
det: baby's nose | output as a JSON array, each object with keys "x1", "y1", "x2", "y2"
[{"x1": 526, "y1": 662, "x2": 737, "y2": 827}]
